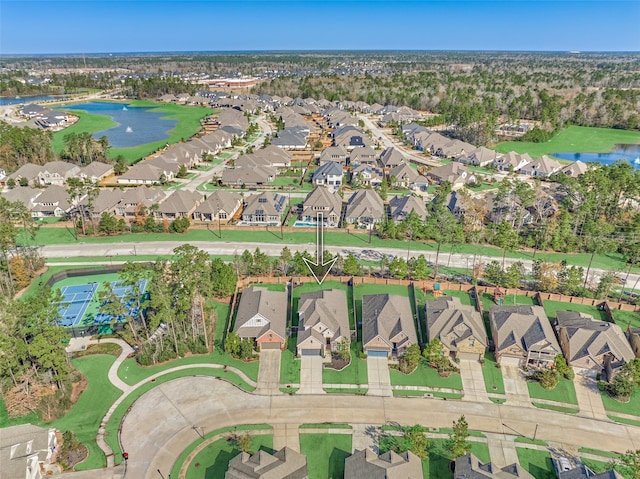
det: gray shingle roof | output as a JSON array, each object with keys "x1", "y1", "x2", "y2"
[
  {"x1": 362, "y1": 294, "x2": 417, "y2": 351},
  {"x1": 234, "y1": 286, "x2": 287, "y2": 341},
  {"x1": 426, "y1": 296, "x2": 487, "y2": 351},
  {"x1": 345, "y1": 448, "x2": 422, "y2": 479}
]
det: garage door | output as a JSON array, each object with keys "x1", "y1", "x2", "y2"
[
  {"x1": 458, "y1": 352, "x2": 481, "y2": 361},
  {"x1": 367, "y1": 349, "x2": 389, "y2": 358},
  {"x1": 301, "y1": 349, "x2": 321, "y2": 356},
  {"x1": 500, "y1": 356, "x2": 522, "y2": 367},
  {"x1": 261, "y1": 342, "x2": 281, "y2": 350}
]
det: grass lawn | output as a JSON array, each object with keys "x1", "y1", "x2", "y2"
[
  {"x1": 280, "y1": 344, "x2": 301, "y2": 385},
  {"x1": 389, "y1": 360, "x2": 463, "y2": 390},
  {"x1": 582, "y1": 459, "x2": 634, "y2": 479},
  {"x1": 419, "y1": 439, "x2": 490, "y2": 479},
  {"x1": 527, "y1": 376, "x2": 578, "y2": 405},
  {"x1": 601, "y1": 386, "x2": 640, "y2": 417},
  {"x1": 610, "y1": 308, "x2": 640, "y2": 329},
  {"x1": 53, "y1": 100, "x2": 212, "y2": 163},
  {"x1": 322, "y1": 343, "x2": 368, "y2": 385},
  {"x1": 21, "y1": 264, "x2": 105, "y2": 299},
  {"x1": 481, "y1": 352, "x2": 505, "y2": 395},
  {"x1": 480, "y1": 292, "x2": 537, "y2": 312},
  {"x1": 299, "y1": 433, "x2": 351, "y2": 479},
  {"x1": 532, "y1": 403, "x2": 579, "y2": 414},
  {"x1": 52, "y1": 355, "x2": 122, "y2": 470},
  {"x1": 185, "y1": 434, "x2": 273, "y2": 479},
  {"x1": 542, "y1": 300, "x2": 607, "y2": 322},
  {"x1": 495, "y1": 126, "x2": 640, "y2": 158},
  {"x1": 516, "y1": 448, "x2": 555, "y2": 479}
]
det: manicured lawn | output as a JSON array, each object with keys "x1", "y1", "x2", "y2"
[
  {"x1": 495, "y1": 126, "x2": 640, "y2": 158},
  {"x1": 480, "y1": 292, "x2": 537, "y2": 312},
  {"x1": 185, "y1": 434, "x2": 273, "y2": 479},
  {"x1": 582, "y1": 459, "x2": 634, "y2": 479},
  {"x1": 389, "y1": 360, "x2": 463, "y2": 390},
  {"x1": 54, "y1": 100, "x2": 213, "y2": 163},
  {"x1": 280, "y1": 346, "x2": 300, "y2": 385},
  {"x1": 610, "y1": 308, "x2": 640, "y2": 329},
  {"x1": 527, "y1": 376, "x2": 578, "y2": 405},
  {"x1": 601, "y1": 386, "x2": 640, "y2": 417},
  {"x1": 420, "y1": 439, "x2": 490, "y2": 479},
  {"x1": 21, "y1": 264, "x2": 104, "y2": 299},
  {"x1": 300, "y1": 423, "x2": 352, "y2": 429},
  {"x1": 52, "y1": 355, "x2": 122, "y2": 471},
  {"x1": 532, "y1": 403, "x2": 579, "y2": 414},
  {"x1": 542, "y1": 300, "x2": 607, "y2": 322},
  {"x1": 481, "y1": 352, "x2": 505, "y2": 395},
  {"x1": 322, "y1": 343, "x2": 368, "y2": 385},
  {"x1": 299, "y1": 433, "x2": 351, "y2": 479},
  {"x1": 516, "y1": 448, "x2": 555, "y2": 479},
  {"x1": 271, "y1": 177, "x2": 301, "y2": 186}
]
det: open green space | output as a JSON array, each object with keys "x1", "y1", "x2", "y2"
[
  {"x1": 481, "y1": 352, "x2": 505, "y2": 395},
  {"x1": 28, "y1": 227, "x2": 635, "y2": 273},
  {"x1": 322, "y1": 343, "x2": 368, "y2": 385},
  {"x1": 495, "y1": 126, "x2": 640, "y2": 158},
  {"x1": 542, "y1": 300, "x2": 607, "y2": 322},
  {"x1": 299, "y1": 433, "x2": 351, "y2": 479},
  {"x1": 185, "y1": 434, "x2": 273, "y2": 479},
  {"x1": 515, "y1": 447, "x2": 555, "y2": 479},
  {"x1": 527, "y1": 376, "x2": 578, "y2": 405},
  {"x1": 601, "y1": 386, "x2": 640, "y2": 417},
  {"x1": 53, "y1": 100, "x2": 212, "y2": 163},
  {"x1": 389, "y1": 361, "x2": 463, "y2": 390},
  {"x1": 53, "y1": 355, "x2": 122, "y2": 470},
  {"x1": 582, "y1": 459, "x2": 634, "y2": 479}
]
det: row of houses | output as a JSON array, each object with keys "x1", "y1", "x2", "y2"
[
  {"x1": 19, "y1": 103, "x2": 70, "y2": 129},
  {"x1": 6, "y1": 161, "x2": 114, "y2": 187}
]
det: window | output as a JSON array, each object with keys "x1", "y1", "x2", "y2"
[{"x1": 469, "y1": 338, "x2": 475, "y2": 347}]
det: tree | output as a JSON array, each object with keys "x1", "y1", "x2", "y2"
[
  {"x1": 176, "y1": 164, "x2": 188, "y2": 178},
  {"x1": 251, "y1": 248, "x2": 270, "y2": 275},
  {"x1": 210, "y1": 258, "x2": 237, "y2": 298},
  {"x1": 276, "y1": 247, "x2": 293, "y2": 276},
  {"x1": 595, "y1": 272, "x2": 617, "y2": 300},
  {"x1": 620, "y1": 449, "x2": 640, "y2": 479},
  {"x1": 492, "y1": 221, "x2": 519, "y2": 268},
  {"x1": 532, "y1": 260, "x2": 561, "y2": 293},
  {"x1": 447, "y1": 415, "x2": 472, "y2": 459},
  {"x1": 558, "y1": 262, "x2": 584, "y2": 296},
  {"x1": 232, "y1": 432, "x2": 254, "y2": 453},
  {"x1": 554, "y1": 354, "x2": 574, "y2": 380},
  {"x1": 225, "y1": 332, "x2": 242, "y2": 357},
  {"x1": 504, "y1": 261, "x2": 525, "y2": 289},
  {"x1": 343, "y1": 253, "x2": 361, "y2": 276},
  {"x1": 409, "y1": 255, "x2": 430, "y2": 280},
  {"x1": 113, "y1": 156, "x2": 128, "y2": 175},
  {"x1": 98, "y1": 212, "x2": 120, "y2": 235},
  {"x1": 483, "y1": 261, "x2": 506, "y2": 287},
  {"x1": 335, "y1": 338, "x2": 351, "y2": 360},
  {"x1": 170, "y1": 217, "x2": 190, "y2": 233},
  {"x1": 530, "y1": 368, "x2": 559, "y2": 390},
  {"x1": 426, "y1": 185, "x2": 464, "y2": 279},
  {"x1": 388, "y1": 256, "x2": 408, "y2": 280}
]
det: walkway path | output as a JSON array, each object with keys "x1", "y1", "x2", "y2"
[
  {"x1": 485, "y1": 432, "x2": 519, "y2": 468},
  {"x1": 272, "y1": 423, "x2": 301, "y2": 452},
  {"x1": 352, "y1": 424, "x2": 379, "y2": 453},
  {"x1": 574, "y1": 370, "x2": 608, "y2": 420}
]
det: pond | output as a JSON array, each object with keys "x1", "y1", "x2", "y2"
[
  {"x1": 59, "y1": 101, "x2": 177, "y2": 148},
  {"x1": 0, "y1": 95, "x2": 68, "y2": 106},
  {"x1": 553, "y1": 144, "x2": 640, "y2": 168}
]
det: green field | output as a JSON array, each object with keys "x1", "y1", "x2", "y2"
[
  {"x1": 495, "y1": 126, "x2": 640, "y2": 158},
  {"x1": 481, "y1": 352, "x2": 505, "y2": 395},
  {"x1": 299, "y1": 433, "x2": 351, "y2": 479},
  {"x1": 53, "y1": 100, "x2": 212, "y2": 163},
  {"x1": 516, "y1": 448, "x2": 555, "y2": 479},
  {"x1": 527, "y1": 376, "x2": 578, "y2": 405},
  {"x1": 389, "y1": 361, "x2": 463, "y2": 389}
]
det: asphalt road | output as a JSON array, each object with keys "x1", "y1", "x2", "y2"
[{"x1": 41, "y1": 239, "x2": 636, "y2": 287}]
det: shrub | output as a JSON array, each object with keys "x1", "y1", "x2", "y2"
[{"x1": 530, "y1": 368, "x2": 559, "y2": 390}]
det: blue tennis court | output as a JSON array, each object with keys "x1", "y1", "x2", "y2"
[
  {"x1": 94, "y1": 279, "x2": 148, "y2": 324},
  {"x1": 56, "y1": 283, "x2": 99, "y2": 327}
]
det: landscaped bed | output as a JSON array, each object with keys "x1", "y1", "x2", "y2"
[{"x1": 389, "y1": 361, "x2": 463, "y2": 390}]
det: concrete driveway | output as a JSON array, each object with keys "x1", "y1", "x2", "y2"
[
  {"x1": 367, "y1": 356, "x2": 392, "y2": 397},
  {"x1": 256, "y1": 349, "x2": 282, "y2": 395},
  {"x1": 459, "y1": 359, "x2": 491, "y2": 403},
  {"x1": 502, "y1": 365, "x2": 531, "y2": 406},
  {"x1": 574, "y1": 368, "x2": 608, "y2": 420},
  {"x1": 298, "y1": 354, "x2": 324, "y2": 395}
]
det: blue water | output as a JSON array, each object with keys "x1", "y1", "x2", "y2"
[
  {"x1": 553, "y1": 144, "x2": 640, "y2": 168},
  {"x1": 59, "y1": 101, "x2": 177, "y2": 148},
  {"x1": 0, "y1": 95, "x2": 66, "y2": 106}
]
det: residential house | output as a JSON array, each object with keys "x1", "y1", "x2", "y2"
[
  {"x1": 520, "y1": 156, "x2": 562, "y2": 177},
  {"x1": 494, "y1": 151, "x2": 531, "y2": 172},
  {"x1": 36, "y1": 161, "x2": 80, "y2": 186},
  {"x1": 349, "y1": 146, "x2": 378, "y2": 166},
  {"x1": 1, "y1": 186, "x2": 41, "y2": 211},
  {"x1": 560, "y1": 160, "x2": 589, "y2": 178},
  {"x1": 271, "y1": 127, "x2": 308, "y2": 149},
  {"x1": 225, "y1": 447, "x2": 308, "y2": 479},
  {"x1": 388, "y1": 195, "x2": 427, "y2": 223},
  {"x1": 388, "y1": 163, "x2": 420, "y2": 189},
  {"x1": 296, "y1": 289, "x2": 350, "y2": 358},
  {"x1": 20, "y1": 103, "x2": 46, "y2": 118},
  {"x1": 333, "y1": 126, "x2": 373, "y2": 150},
  {"x1": 558, "y1": 465, "x2": 624, "y2": 479},
  {"x1": 192, "y1": 190, "x2": 243, "y2": 223},
  {"x1": 114, "y1": 186, "x2": 166, "y2": 218},
  {"x1": 8, "y1": 163, "x2": 44, "y2": 187},
  {"x1": 233, "y1": 286, "x2": 287, "y2": 350},
  {"x1": 319, "y1": 146, "x2": 349, "y2": 166},
  {"x1": 0, "y1": 424, "x2": 58, "y2": 479},
  {"x1": 117, "y1": 162, "x2": 172, "y2": 185},
  {"x1": 426, "y1": 296, "x2": 487, "y2": 361},
  {"x1": 221, "y1": 166, "x2": 276, "y2": 187},
  {"x1": 217, "y1": 108, "x2": 249, "y2": 134},
  {"x1": 30, "y1": 185, "x2": 72, "y2": 218},
  {"x1": 81, "y1": 188, "x2": 123, "y2": 219},
  {"x1": 460, "y1": 147, "x2": 500, "y2": 167},
  {"x1": 299, "y1": 187, "x2": 343, "y2": 227},
  {"x1": 378, "y1": 147, "x2": 406, "y2": 170},
  {"x1": 345, "y1": 190, "x2": 385, "y2": 228},
  {"x1": 352, "y1": 164, "x2": 384, "y2": 188},
  {"x1": 426, "y1": 162, "x2": 476, "y2": 189},
  {"x1": 489, "y1": 305, "x2": 561, "y2": 368},
  {"x1": 79, "y1": 161, "x2": 114, "y2": 183},
  {"x1": 312, "y1": 162, "x2": 344, "y2": 191},
  {"x1": 241, "y1": 192, "x2": 288, "y2": 225},
  {"x1": 446, "y1": 191, "x2": 477, "y2": 220},
  {"x1": 362, "y1": 294, "x2": 418, "y2": 359},
  {"x1": 155, "y1": 190, "x2": 203, "y2": 220},
  {"x1": 255, "y1": 145, "x2": 293, "y2": 168},
  {"x1": 453, "y1": 453, "x2": 535, "y2": 479},
  {"x1": 555, "y1": 311, "x2": 635, "y2": 379},
  {"x1": 345, "y1": 449, "x2": 422, "y2": 479}
]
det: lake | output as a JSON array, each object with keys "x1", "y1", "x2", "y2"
[
  {"x1": 0, "y1": 95, "x2": 67, "y2": 106},
  {"x1": 553, "y1": 144, "x2": 640, "y2": 167},
  {"x1": 59, "y1": 101, "x2": 177, "y2": 148}
]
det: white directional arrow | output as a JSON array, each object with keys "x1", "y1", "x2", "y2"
[{"x1": 303, "y1": 212, "x2": 338, "y2": 285}]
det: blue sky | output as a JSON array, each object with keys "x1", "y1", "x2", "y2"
[{"x1": 1, "y1": 1, "x2": 639, "y2": 54}]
